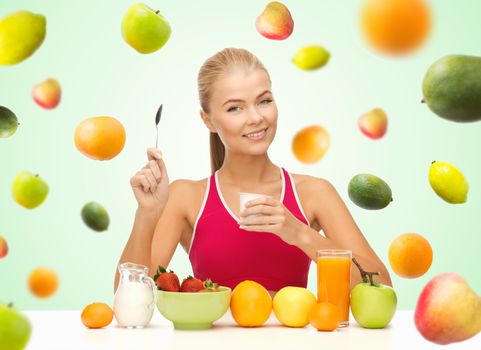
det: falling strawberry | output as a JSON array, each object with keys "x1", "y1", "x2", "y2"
[
  {"x1": 180, "y1": 275, "x2": 204, "y2": 292},
  {"x1": 153, "y1": 265, "x2": 180, "y2": 292},
  {"x1": 199, "y1": 278, "x2": 219, "y2": 293}
]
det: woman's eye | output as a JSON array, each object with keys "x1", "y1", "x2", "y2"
[
  {"x1": 260, "y1": 99, "x2": 273, "y2": 105},
  {"x1": 227, "y1": 106, "x2": 240, "y2": 112}
]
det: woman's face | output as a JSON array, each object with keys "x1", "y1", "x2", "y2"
[{"x1": 202, "y1": 68, "x2": 278, "y2": 156}]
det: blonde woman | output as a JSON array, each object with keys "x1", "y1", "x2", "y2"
[{"x1": 114, "y1": 48, "x2": 392, "y2": 295}]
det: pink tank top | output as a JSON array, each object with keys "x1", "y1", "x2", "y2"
[{"x1": 188, "y1": 167, "x2": 311, "y2": 291}]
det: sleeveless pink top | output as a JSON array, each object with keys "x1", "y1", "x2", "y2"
[{"x1": 188, "y1": 168, "x2": 311, "y2": 291}]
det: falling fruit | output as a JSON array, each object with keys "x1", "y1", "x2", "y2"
[
  {"x1": 422, "y1": 55, "x2": 481, "y2": 122},
  {"x1": 12, "y1": 171, "x2": 49, "y2": 209},
  {"x1": 292, "y1": 125, "x2": 330, "y2": 164},
  {"x1": 388, "y1": 233, "x2": 433, "y2": 278},
  {"x1": 28, "y1": 267, "x2": 58, "y2": 298},
  {"x1": 81, "y1": 202, "x2": 110, "y2": 232},
  {"x1": 255, "y1": 1, "x2": 294, "y2": 40},
  {"x1": 292, "y1": 45, "x2": 330, "y2": 71},
  {"x1": 360, "y1": 0, "x2": 431, "y2": 55},
  {"x1": 0, "y1": 10, "x2": 46, "y2": 65},
  {"x1": 429, "y1": 161, "x2": 468, "y2": 204},
  {"x1": 348, "y1": 173, "x2": 392, "y2": 210},
  {"x1": 415, "y1": 272, "x2": 481, "y2": 345},
  {"x1": 230, "y1": 280, "x2": 272, "y2": 327},
  {"x1": 358, "y1": 108, "x2": 388, "y2": 139},
  {"x1": 32, "y1": 78, "x2": 61, "y2": 109},
  {"x1": 74, "y1": 116, "x2": 126, "y2": 160},
  {"x1": 81, "y1": 302, "x2": 113, "y2": 329},
  {"x1": 121, "y1": 2, "x2": 172, "y2": 54},
  {"x1": 0, "y1": 236, "x2": 8, "y2": 259},
  {"x1": 0, "y1": 106, "x2": 19, "y2": 138}
]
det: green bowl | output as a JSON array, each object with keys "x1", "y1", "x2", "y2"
[{"x1": 156, "y1": 286, "x2": 231, "y2": 330}]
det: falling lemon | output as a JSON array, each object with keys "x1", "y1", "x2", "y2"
[
  {"x1": 292, "y1": 45, "x2": 330, "y2": 71},
  {"x1": 429, "y1": 161, "x2": 468, "y2": 204}
]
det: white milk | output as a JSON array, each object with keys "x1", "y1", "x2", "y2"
[
  {"x1": 239, "y1": 192, "x2": 272, "y2": 214},
  {"x1": 113, "y1": 282, "x2": 155, "y2": 328}
]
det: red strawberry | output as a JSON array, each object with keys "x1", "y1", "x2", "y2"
[
  {"x1": 199, "y1": 278, "x2": 219, "y2": 293},
  {"x1": 153, "y1": 265, "x2": 180, "y2": 292},
  {"x1": 180, "y1": 275, "x2": 204, "y2": 292}
]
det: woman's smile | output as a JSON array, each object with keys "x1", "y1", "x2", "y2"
[{"x1": 243, "y1": 127, "x2": 268, "y2": 141}]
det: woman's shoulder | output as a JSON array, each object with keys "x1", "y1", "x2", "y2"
[
  {"x1": 169, "y1": 177, "x2": 209, "y2": 197},
  {"x1": 289, "y1": 172, "x2": 337, "y2": 199}
]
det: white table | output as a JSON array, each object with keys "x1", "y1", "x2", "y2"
[{"x1": 24, "y1": 310, "x2": 481, "y2": 349}]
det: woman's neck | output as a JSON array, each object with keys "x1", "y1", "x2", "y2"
[{"x1": 218, "y1": 153, "x2": 279, "y2": 187}]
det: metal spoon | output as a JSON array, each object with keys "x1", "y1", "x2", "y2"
[{"x1": 155, "y1": 104, "x2": 163, "y2": 149}]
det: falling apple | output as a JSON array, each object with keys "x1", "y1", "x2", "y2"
[
  {"x1": 415, "y1": 272, "x2": 481, "y2": 345},
  {"x1": 358, "y1": 108, "x2": 388, "y2": 139},
  {"x1": 12, "y1": 171, "x2": 49, "y2": 209},
  {"x1": 0, "y1": 236, "x2": 8, "y2": 259},
  {"x1": 256, "y1": 1, "x2": 294, "y2": 40},
  {"x1": 0, "y1": 303, "x2": 32, "y2": 350},
  {"x1": 121, "y1": 3, "x2": 171, "y2": 54},
  {"x1": 32, "y1": 78, "x2": 61, "y2": 109}
]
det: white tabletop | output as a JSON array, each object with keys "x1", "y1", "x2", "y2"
[{"x1": 24, "y1": 310, "x2": 481, "y2": 350}]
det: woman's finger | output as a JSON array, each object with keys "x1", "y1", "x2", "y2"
[
  {"x1": 241, "y1": 204, "x2": 277, "y2": 217},
  {"x1": 147, "y1": 147, "x2": 162, "y2": 162},
  {"x1": 132, "y1": 174, "x2": 151, "y2": 193},
  {"x1": 141, "y1": 169, "x2": 157, "y2": 191},
  {"x1": 148, "y1": 160, "x2": 162, "y2": 182}
]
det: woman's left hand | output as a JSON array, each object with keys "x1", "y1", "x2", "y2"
[{"x1": 239, "y1": 196, "x2": 307, "y2": 246}]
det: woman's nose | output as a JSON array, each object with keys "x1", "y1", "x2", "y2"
[{"x1": 247, "y1": 105, "x2": 264, "y2": 124}]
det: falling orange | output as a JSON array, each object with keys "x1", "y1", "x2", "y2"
[
  {"x1": 361, "y1": 0, "x2": 431, "y2": 55},
  {"x1": 292, "y1": 125, "x2": 330, "y2": 164},
  {"x1": 28, "y1": 267, "x2": 59, "y2": 298},
  {"x1": 388, "y1": 233, "x2": 433, "y2": 278}
]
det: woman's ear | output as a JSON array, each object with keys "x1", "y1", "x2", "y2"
[{"x1": 200, "y1": 109, "x2": 216, "y2": 133}]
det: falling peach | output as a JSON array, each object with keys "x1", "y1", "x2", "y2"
[
  {"x1": 255, "y1": 2, "x2": 294, "y2": 40},
  {"x1": 358, "y1": 108, "x2": 388, "y2": 139},
  {"x1": 32, "y1": 78, "x2": 61, "y2": 109}
]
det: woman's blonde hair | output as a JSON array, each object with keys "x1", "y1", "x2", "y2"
[{"x1": 197, "y1": 48, "x2": 271, "y2": 173}]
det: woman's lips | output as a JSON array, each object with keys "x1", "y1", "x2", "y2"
[{"x1": 243, "y1": 128, "x2": 268, "y2": 140}]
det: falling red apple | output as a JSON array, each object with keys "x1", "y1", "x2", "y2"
[
  {"x1": 358, "y1": 108, "x2": 388, "y2": 139},
  {"x1": 32, "y1": 78, "x2": 61, "y2": 109}
]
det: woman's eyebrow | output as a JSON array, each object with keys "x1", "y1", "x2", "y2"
[{"x1": 222, "y1": 90, "x2": 272, "y2": 106}]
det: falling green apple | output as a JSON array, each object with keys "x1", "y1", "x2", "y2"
[
  {"x1": 12, "y1": 171, "x2": 49, "y2": 209},
  {"x1": 350, "y1": 258, "x2": 397, "y2": 329},
  {"x1": 0, "y1": 303, "x2": 32, "y2": 350},
  {"x1": 121, "y1": 2, "x2": 171, "y2": 54}
]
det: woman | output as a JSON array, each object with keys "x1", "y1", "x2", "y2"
[{"x1": 114, "y1": 48, "x2": 392, "y2": 295}]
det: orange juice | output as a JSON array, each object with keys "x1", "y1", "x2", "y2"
[{"x1": 317, "y1": 250, "x2": 351, "y2": 326}]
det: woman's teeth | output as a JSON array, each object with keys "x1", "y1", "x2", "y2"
[{"x1": 244, "y1": 128, "x2": 267, "y2": 140}]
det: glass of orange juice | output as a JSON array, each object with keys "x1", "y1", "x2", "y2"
[{"x1": 317, "y1": 249, "x2": 352, "y2": 327}]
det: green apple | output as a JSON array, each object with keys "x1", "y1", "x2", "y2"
[
  {"x1": 12, "y1": 171, "x2": 49, "y2": 209},
  {"x1": 121, "y1": 2, "x2": 171, "y2": 54},
  {"x1": 0, "y1": 105, "x2": 19, "y2": 138},
  {"x1": 350, "y1": 258, "x2": 397, "y2": 329},
  {"x1": 0, "y1": 303, "x2": 32, "y2": 350}
]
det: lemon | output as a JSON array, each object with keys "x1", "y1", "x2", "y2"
[
  {"x1": 292, "y1": 45, "x2": 330, "y2": 71},
  {"x1": 0, "y1": 10, "x2": 46, "y2": 65},
  {"x1": 429, "y1": 161, "x2": 468, "y2": 204},
  {"x1": 273, "y1": 286, "x2": 316, "y2": 327}
]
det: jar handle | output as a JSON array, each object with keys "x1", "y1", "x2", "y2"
[{"x1": 145, "y1": 276, "x2": 157, "y2": 307}]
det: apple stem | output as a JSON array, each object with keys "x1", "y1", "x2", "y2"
[
  {"x1": 8, "y1": 302, "x2": 13, "y2": 308},
  {"x1": 156, "y1": 10, "x2": 160, "y2": 14},
  {"x1": 352, "y1": 257, "x2": 380, "y2": 286},
  {"x1": 421, "y1": 99, "x2": 425, "y2": 104}
]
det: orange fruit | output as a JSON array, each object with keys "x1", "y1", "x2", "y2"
[
  {"x1": 292, "y1": 125, "x2": 330, "y2": 164},
  {"x1": 74, "y1": 116, "x2": 126, "y2": 160},
  {"x1": 28, "y1": 267, "x2": 59, "y2": 298},
  {"x1": 388, "y1": 233, "x2": 433, "y2": 278},
  {"x1": 360, "y1": 0, "x2": 431, "y2": 55},
  {"x1": 308, "y1": 302, "x2": 340, "y2": 331},
  {"x1": 230, "y1": 280, "x2": 272, "y2": 327},
  {"x1": 81, "y1": 302, "x2": 113, "y2": 329}
]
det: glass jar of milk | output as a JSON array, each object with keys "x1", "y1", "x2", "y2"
[{"x1": 114, "y1": 262, "x2": 157, "y2": 328}]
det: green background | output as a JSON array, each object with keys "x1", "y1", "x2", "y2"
[{"x1": 1, "y1": 0, "x2": 480, "y2": 310}]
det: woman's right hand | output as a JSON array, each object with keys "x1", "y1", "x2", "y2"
[{"x1": 130, "y1": 148, "x2": 169, "y2": 212}]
